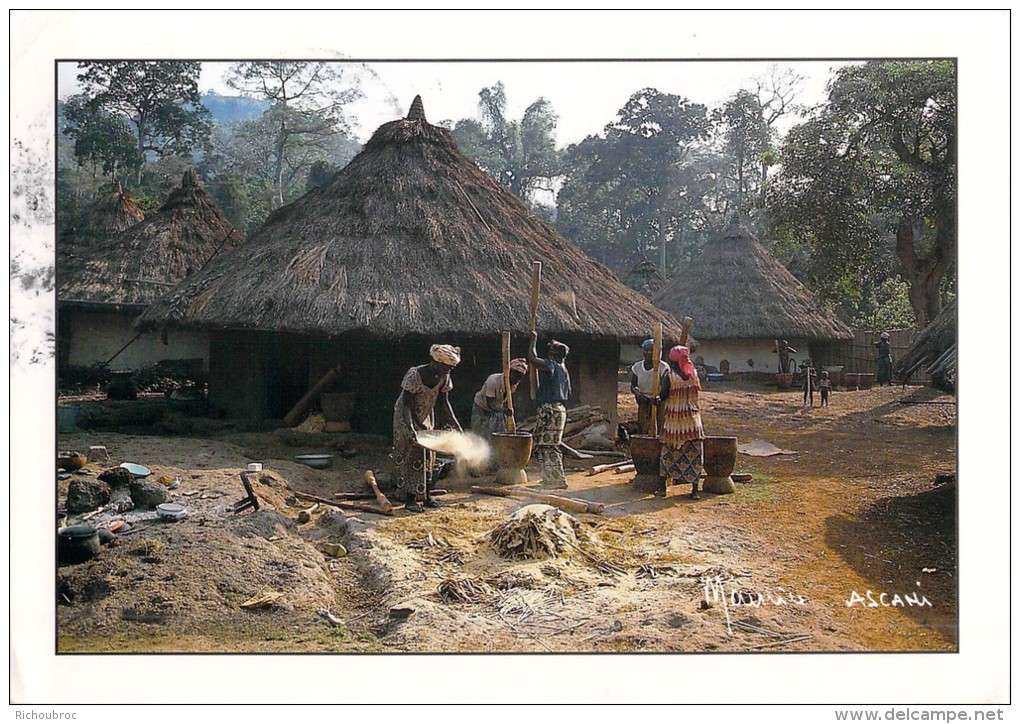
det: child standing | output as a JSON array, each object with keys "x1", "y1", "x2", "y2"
[
  {"x1": 800, "y1": 360, "x2": 817, "y2": 407},
  {"x1": 819, "y1": 370, "x2": 832, "y2": 407}
]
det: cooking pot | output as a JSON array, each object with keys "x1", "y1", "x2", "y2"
[{"x1": 58, "y1": 525, "x2": 100, "y2": 565}]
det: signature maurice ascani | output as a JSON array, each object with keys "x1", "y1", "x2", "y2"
[
  {"x1": 701, "y1": 574, "x2": 809, "y2": 634},
  {"x1": 845, "y1": 582, "x2": 933, "y2": 609},
  {"x1": 702, "y1": 575, "x2": 934, "y2": 635}
]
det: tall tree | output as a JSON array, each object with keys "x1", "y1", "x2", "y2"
[
  {"x1": 61, "y1": 93, "x2": 140, "y2": 181},
  {"x1": 73, "y1": 62, "x2": 212, "y2": 186},
  {"x1": 714, "y1": 90, "x2": 771, "y2": 215},
  {"x1": 557, "y1": 88, "x2": 712, "y2": 274},
  {"x1": 770, "y1": 61, "x2": 955, "y2": 328},
  {"x1": 225, "y1": 62, "x2": 362, "y2": 207},
  {"x1": 449, "y1": 82, "x2": 561, "y2": 203}
]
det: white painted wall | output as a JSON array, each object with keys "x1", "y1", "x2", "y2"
[
  {"x1": 693, "y1": 338, "x2": 810, "y2": 374},
  {"x1": 64, "y1": 308, "x2": 210, "y2": 370}
]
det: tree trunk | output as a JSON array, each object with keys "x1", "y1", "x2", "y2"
[
  {"x1": 895, "y1": 220, "x2": 950, "y2": 329},
  {"x1": 135, "y1": 127, "x2": 145, "y2": 188},
  {"x1": 659, "y1": 206, "x2": 667, "y2": 275},
  {"x1": 274, "y1": 120, "x2": 287, "y2": 208}
]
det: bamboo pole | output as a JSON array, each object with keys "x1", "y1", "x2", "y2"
[
  {"x1": 649, "y1": 321, "x2": 663, "y2": 435},
  {"x1": 503, "y1": 330, "x2": 516, "y2": 433},
  {"x1": 528, "y1": 262, "x2": 542, "y2": 400}
]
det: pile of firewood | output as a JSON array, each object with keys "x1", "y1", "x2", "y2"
[{"x1": 517, "y1": 405, "x2": 615, "y2": 450}]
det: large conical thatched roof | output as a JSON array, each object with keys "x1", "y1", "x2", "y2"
[
  {"x1": 896, "y1": 299, "x2": 956, "y2": 391},
  {"x1": 650, "y1": 224, "x2": 853, "y2": 341},
  {"x1": 138, "y1": 98, "x2": 683, "y2": 341},
  {"x1": 59, "y1": 170, "x2": 240, "y2": 309},
  {"x1": 74, "y1": 182, "x2": 145, "y2": 246}
]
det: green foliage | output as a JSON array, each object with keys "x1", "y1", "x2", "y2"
[
  {"x1": 449, "y1": 82, "x2": 562, "y2": 203},
  {"x1": 74, "y1": 62, "x2": 212, "y2": 185},
  {"x1": 225, "y1": 62, "x2": 364, "y2": 208},
  {"x1": 556, "y1": 88, "x2": 713, "y2": 272},
  {"x1": 768, "y1": 61, "x2": 956, "y2": 328},
  {"x1": 305, "y1": 159, "x2": 339, "y2": 192},
  {"x1": 62, "y1": 93, "x2": 140, "y2": 180}
]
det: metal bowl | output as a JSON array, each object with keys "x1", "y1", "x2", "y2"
[
  {"x1": 156, "y1": 502, "x2": 187, "y2": 521},
  {"x1": 294, "y1": 454, "x2": 333, "y2": 470},
  {"x1": 120, "y1": 462, "x2": 151, "y2": 478}
]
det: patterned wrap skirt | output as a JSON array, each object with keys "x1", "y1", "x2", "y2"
[
  {"x1": 533, "y1": 403, "x2": 567, "y2": 447},
  {"x1": 660, "y1": 439, "x2": 703, "y2": 485}
]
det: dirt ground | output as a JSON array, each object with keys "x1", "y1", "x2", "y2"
[{"x1": 56, "y1": 380, "x2": 957, "y2": 653}]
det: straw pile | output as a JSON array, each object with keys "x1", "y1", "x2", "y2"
[{"x1": 489, "y1": 504, "x2": 582, "y2": 560}]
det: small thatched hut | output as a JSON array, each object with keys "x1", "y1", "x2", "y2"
[
  {"x1": 139, "y1": 98, "x2": 684, "y2": 433},
  {"x1": 650, "y1": 224, "x2": 853, "y2": 373},
  {"x1": 73, "y1": 182, "x2": 146, "y2": 247},
  {"x1": 58, "y1": 170, "x2": 241, "y2": 371},
  {"x1": 896, "y1": 300, "x2": 956, "y2": 392},
  {"x1": 624, "y1": 256, "x2": 666, "y2": 299}
]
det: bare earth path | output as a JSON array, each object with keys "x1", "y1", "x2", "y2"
[{"x1": 56, "y1": 381, "x2": 955, "y2": 653}]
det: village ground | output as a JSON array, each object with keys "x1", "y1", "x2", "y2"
[{"x1": 55, "y1": 379, "x2": 957, "y2": 654}]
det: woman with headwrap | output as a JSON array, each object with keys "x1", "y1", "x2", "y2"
[
  {"x1": 471, "y1": 358, "x2": 528, "y2": 442},
  {"x1": 392, "y1": 344, "x2": 464, "y2": 513},
  {"x1": 527, "y1": 330, "x2": 572, "y2": 489},
  {"x1": 658, "y1": 345, "x2": 705, "y2": 499},
  {"x1": 630, "y1": 338, "x2": 670, "y2": 435}
]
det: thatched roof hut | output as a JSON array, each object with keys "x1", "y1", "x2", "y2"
[
  {"x1": 140, "y1": 102, "x2": 678, "y2": 341},
  {"x1": 650, "y1": 224, "x2": 853, "y2": 373},
  {"x1": 73, "y1": 182, "x2": 145, "y2": 247},
  {"x1": 60, "y1": 170, "x2": 240, "y2": 311},
  {"x1": 57, "y1": 170, "x2": 240, "y2": 371},
  {"x1": 138, "y1": 98, "x2": 683, "y2": 429},
  {"x1": 624, "y1": 256, "x2": 666, "y2": 299},
  {"x1": 896, "y1": 300, "x2": 956, "y2": 392}
]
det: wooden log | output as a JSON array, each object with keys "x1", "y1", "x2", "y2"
[
  {"x1": 586, "y1": 459, "x2": 634, "y2": 476},
  {"x1": 297, "y1": 503, "x2": 320, "y2": 524},
  {"x1": 471, "y1": 485, "x2": 605, "y2": 515},
  {"x1": 560, "y1": 443, "x2": 594, "y2": 460},
  {"x1": 334, "y1": 500, "x2": 394, "y2": 516},
  {"x1": 333, "y1": 489, "x2": 448, "y2": 500},
  {"x1": 576, "y1": 450, "x2": 628, "y2": 459},
  {"x1": 292, "y1": 490, "x2": 340, "y2": 507},
  {"x1": 364, "y1": 470, "x2": 393, "y2": 513},
  {"x1": 283, "y1": 366, "x2": 341, "y2": 427}
]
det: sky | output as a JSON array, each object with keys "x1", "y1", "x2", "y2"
[{"x1": 58, "y1": 59, "x2": 841, "y2": 148}]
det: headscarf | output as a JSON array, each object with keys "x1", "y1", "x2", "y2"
[
  {"x1": 669, "y1": 345, "x2": 696, "y2": 378},
  {"x1": 641, "y1": 339, "x2": 654, "y2": 351},
  {"x1": 509, "y1": 358, "x2": 528, "y2": 375},
  {"x1": 430, "y1": 344, "x2": 461, "y2": 366}
]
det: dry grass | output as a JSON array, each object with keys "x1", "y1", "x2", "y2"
[
  {"x1": 139, "y1": 108, "x2": 685, "y2": 341},
  {"x1": 651, "y1": 223, "x2": 852, "y2": 341},
  {"x1": 59, "y1": 170, "x2": 240, "y2": 308}
]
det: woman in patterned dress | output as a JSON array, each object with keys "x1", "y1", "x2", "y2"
[
  {"x1": 658, "y1": 345, "x2": 705, "y2": 499},
  {"x1": 392, "y1": 344, "x2": 463, "y2": 513}
]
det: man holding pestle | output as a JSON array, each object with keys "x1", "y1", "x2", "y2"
[{"x1": 527, "y1": 331, "x2": 572, "y2": 489}]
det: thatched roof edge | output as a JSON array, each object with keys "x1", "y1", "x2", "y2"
[
  {"x1": 136, "y1": 109, "x2": 687, "y2": 343},
  {"x1": 651, "y1": 224, "x2": 854, "y2": 341}
]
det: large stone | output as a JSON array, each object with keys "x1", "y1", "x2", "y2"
[
  {"x1": 66, "y1": 479, "x2": 112, "y2": 513},
  {"x1": 98, "y1": 467, "x2": 133, "y2": 488},
  {"x1": 129, "y1": 481, "x2": 169, "y2": 509}
]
